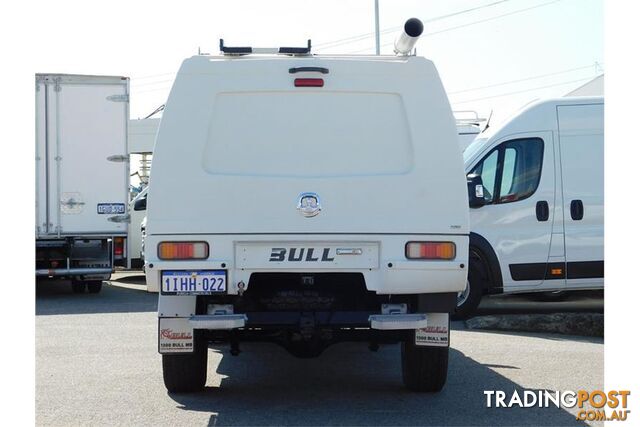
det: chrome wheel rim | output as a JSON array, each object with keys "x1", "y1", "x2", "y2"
[{"x1": 457, "y1": 279, "x2": 471, "y2": 307}]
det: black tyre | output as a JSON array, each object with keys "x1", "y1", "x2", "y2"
[
  {"x1": 87, "y1": 281, "x2": 103, "y2": 294},
  {"x1": 401, "y1": 338, "x2": 449, "y2": 392},
  {"x1": 453, "y1": 259, "x2": 484, "y2": 319},
  {"x1": 71, "y1": 281, "x2": 86, "y2": 294},
  {"x1": 533, "y1": 291, "x2": 568, "y2": 302},
  {"x1": 162, "y1": 333, "x2": 208, "y2": 393}
]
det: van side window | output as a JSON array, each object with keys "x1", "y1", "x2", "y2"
[
  {"x1": 470, "y1": 138, "x2": 544, "y2": 204},
  {"x1": 497, "y1": 138, "x2": 544, "y2": 203},
  {"x1": 471, "y1": 150, "x2": 499, "y2": 203}
]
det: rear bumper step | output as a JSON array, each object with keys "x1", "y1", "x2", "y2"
[
  {"x1": 369, "y1": 314, "x2": 429, "y2": 330},
  {"x1": 189, "y1": 314, "x2": 247, "y2": 330},
  {"x1": 187, "y1": 313, "x2": 428, "y2": 330},
  {"x1": 36, "y1": 267, "x2": 113, "y2": 276}
]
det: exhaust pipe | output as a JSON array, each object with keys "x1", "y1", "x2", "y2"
[{"x1": 394, "y1": 18, "x2": 424, "y2": 56}]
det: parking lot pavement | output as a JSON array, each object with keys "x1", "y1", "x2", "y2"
[
  {"x1": 477, "y1": 291, "x2": 604, "y2": 315},
  {"x1": 36, "y1": 274, "x2": 603, "y2": 426}
]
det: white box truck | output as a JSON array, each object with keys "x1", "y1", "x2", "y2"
[
  {"x1": 146, "y1": 19, "x2": 470, "y2": 393},
  {"x1": 36, "y1": 74, "x2": 130, "y2": 293},
  {"x1": 456, "y1": 96, "x2": 604, "y2": 316}
]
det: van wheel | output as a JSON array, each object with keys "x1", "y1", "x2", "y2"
[
  {"x1": 87, "y1": 281, "x2": 103, "y2": 294},
  {"x1": 71, "y1": 281, "x2": 86, "y2": 294},
  {"x1": 162, "y1": 333, "x2": 208, "y2": 393},
  {"x1": 453, "y1": 260, "x2": 484, "y2": 319},
  {"x1": 401, "y1": 339, "x2": 449, "y2": 392}
]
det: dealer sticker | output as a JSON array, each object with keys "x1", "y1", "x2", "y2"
[
  {"x1": 415, "y1": 313, "x2": 450, "y2": 347},
  {"x1": 159, "y1": 318, "x2": 194, "y2": 354}
]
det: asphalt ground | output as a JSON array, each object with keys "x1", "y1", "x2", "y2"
[{"x1": 36, "y1": 273, "x2": 604, "y2": 426}]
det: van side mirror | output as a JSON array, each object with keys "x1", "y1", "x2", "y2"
[
  {"x1": 467, "y1": 174, "x2": 486, "y2": 208},
  {"x1": 133, "y1": 196, "x2": 147, "y2": 211}
]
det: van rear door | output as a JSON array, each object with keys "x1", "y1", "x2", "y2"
[
  {"x1": 557, "y1": 103, "x2": 604, "y2": 286},
  {"x1": 36, "y1": 75, "x2": 129, "y2": 237}
]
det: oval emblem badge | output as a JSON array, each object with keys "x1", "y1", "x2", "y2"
[{"x1": 297, "y1": 192, "x2": 321, "y2": 217}]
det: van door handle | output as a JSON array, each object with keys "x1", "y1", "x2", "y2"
[
  {"x1": 536, "y1": 201, "x2": 549, "y2": 221},
  {"x1": 570, "y1": 200, "x2": 584, "y2": 220}
]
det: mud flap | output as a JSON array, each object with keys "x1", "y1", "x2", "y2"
[
  {"x1": 415, "y1": 313, "x2": 450, "y2": 347},
  {"x1": 158, "y1": 318, "x2": 194, "y2": 354}
]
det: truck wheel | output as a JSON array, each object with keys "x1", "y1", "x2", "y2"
[
  {"x1": 71, "y1": 281, "x2": 86, "y2": 294},
  {"x1": 401, "y1": 339, "x2": 449, "y2": 392},
  {"x1": 87, "y1": 281, "x2": 103, "y2": 294},
  {"x1": 453, "y1": 260, "x2": 483, "y2": 319},
  {"x1": 162, "y1": 333, "x2": 208, "y2": 393}
]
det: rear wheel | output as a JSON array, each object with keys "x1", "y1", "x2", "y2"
[
  {"x1": 162, "y1": 333, "x2": 208, "y2": 393},
  {"x1": 401, "y1": 338, "x2": 449, "y2": 392},
  {"x1": 71, "y1": 281, "x2": 86, "y2": 294},
  {"x1": 453, "y1": 257, "x2": 484, "y2": 319},
  {"x1": 87, "y1": 281, "x2": 103, "y2": 294}
]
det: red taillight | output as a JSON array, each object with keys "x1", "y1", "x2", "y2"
[
  {"x1": 294, "y1": 78, "x2": 324, "y2": 87},
  {"x1": 158, "y1": 242, "x2": 209, "y2": 260},
  {"x1": 405, "y1": 242, "x2": 456, "y2": 260},
  {"x1": 114, "y1": 237, "x2": 125, "y2": 257}
]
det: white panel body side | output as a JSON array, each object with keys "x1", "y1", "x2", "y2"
[
  {"x1": 35, "y1": 79, "x2": 47, "y2": 235},
  {"x1": 557, "y1": 103, "x2": 604, "y2": 288},
  {"x1": 128, "y1": 118, "x2": 159, "y2": 154}
]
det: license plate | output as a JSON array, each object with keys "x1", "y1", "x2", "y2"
[
  {"x1": 161, "y1": 270, "x2": 227, "y2": 295},
  {"x1": 97, "y1": 203, "x2": 126, "y2": 214}
]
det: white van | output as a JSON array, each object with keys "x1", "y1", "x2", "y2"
[
  {"x1": 456, "y1": 97, "x2": 604, "y2": 316},
  {"x1": 146, "y1": 20, "x2": 470, "y2": 393}
]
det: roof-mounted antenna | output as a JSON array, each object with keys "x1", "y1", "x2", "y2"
[
  {"x1": 143, "y1": 104, "x2": 165, "y2": 120},
  {"x1": 483, "y1": 110, "x2": 493, "y2": 132}
]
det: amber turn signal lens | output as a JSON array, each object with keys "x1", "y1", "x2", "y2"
[
  {"x1": 405, "y1": 242, "x2": 456, "y2": 260},
  {"x1": 158, "y1": 242, "x2": 209, "y2": 260}
]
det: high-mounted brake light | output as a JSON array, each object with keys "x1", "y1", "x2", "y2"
[
  {"x1": 158, "y1": 242, "x2": 209, "y2": 260},
  {"x1": 294, "y1": 78, "x2": 324, "y2": 87},
  {"x1": 405, "y1": 242, "x2": 456, "y2": 260}
]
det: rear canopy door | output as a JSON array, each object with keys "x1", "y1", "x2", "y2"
[{"x1": 149, "y1": 57, "x2": 468, "y2": 235}]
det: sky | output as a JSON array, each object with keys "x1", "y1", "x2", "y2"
[{"x1": 31, "y1": 0, "x2": 603, "y2": 127}]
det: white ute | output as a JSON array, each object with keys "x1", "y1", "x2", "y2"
[
  {"x1": 457, "y1": 96, "x2": 604, "y2": 316},
  {"x1": 146, "y1": 19, "x2": 469, "y2": 392}
]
